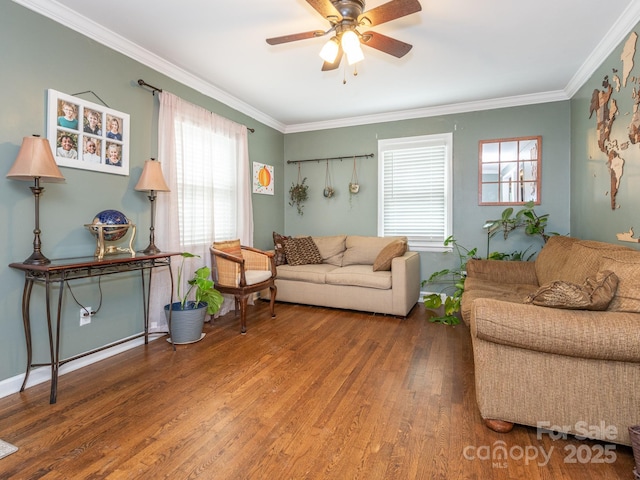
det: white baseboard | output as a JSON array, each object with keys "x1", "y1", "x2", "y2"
[
  {"x1": 419, "y1": 291, "x2": 447, "y2": 302},
  {"x1": 0, "y1": 333, "x2": 165, "y2": 400}
]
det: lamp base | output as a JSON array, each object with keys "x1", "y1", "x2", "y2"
[
  {"x1": 23, "y1": 250, "x2": 51, "y2": 265},
  {"x1": 141, "y1": 243, "x2": 161, "y2": 255}
]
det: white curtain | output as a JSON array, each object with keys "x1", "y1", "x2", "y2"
[{"x1": 148, "y1": 91, "x2": 253, "y2": 332}]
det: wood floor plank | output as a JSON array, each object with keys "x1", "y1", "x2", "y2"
[{"x1": 0, "y1": 301, "x2": 634, "y2": 479}]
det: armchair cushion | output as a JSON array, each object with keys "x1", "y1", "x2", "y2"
[
  {"x1": 213, "y1": 239, "x2": 242, "y2": 258},
  {"x1": 245, "y1": 270, "x2": 273, "y2": 285}
]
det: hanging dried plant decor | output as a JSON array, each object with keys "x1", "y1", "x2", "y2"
[
  {"x1": 349, "y1": 156, "x2": 360, "y2": 194},
  {"x1": 323, "y1": 159, "x2": 335, "y2": 198},
  {"x1": 289, "y1": 163, "x2": 309, "y2": 215}
]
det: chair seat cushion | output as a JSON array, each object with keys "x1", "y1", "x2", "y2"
[{"x1": 245, "y1": 270, "x2": 272, "y2": 286}]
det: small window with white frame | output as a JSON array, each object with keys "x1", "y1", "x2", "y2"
[{"x1": 378, "y1": 133, "x2": 453, "y2": 252}]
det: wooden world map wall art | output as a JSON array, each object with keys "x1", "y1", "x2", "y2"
[{"x1": 589, "y1": 30, "x2": 640, "y2": 243}]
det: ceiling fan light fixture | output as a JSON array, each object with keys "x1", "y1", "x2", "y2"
[
  {"x1": 341, "y1": 30, "x2": 364, "y2": 65},
  {"x1": 319, "y1": 37, "x2": 340, "y2": 63},
  {"x1": 346, "y1": 43, "x2": 364, "y2": 65}
]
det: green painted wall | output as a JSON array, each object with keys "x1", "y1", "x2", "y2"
[
  {"x1": 571, "y1": 24, "x2": 640, "y2": 246},
  {"x1": 0, "y1": 2, "x2": 284, "y2": 383},
  {"x1": 284, "y1": 102, "x2": 572, "y2": 283},
  {"x1": 5, "y1": 0, "x2": 624, "y2": 388}
]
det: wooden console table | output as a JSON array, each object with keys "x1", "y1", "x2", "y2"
[{"x1": 9, "y1": 252, "x2": 180, "y2": 404}]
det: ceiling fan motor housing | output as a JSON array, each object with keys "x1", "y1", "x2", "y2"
[{"x1": 331, "y1": 0, "x2": 366, "y2": 22}]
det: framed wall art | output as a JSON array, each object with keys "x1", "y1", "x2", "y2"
[
  {"x1": 46, "y1": 89, "x2": 130, "y2": 176},
  {"x1": 252, "y1": 162, "x2": 274, "y2": 195}
]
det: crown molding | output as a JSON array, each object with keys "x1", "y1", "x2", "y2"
[
  {"x1": 283, "y1": 90, "x2": 570, "y2": 133},
  {"x1": 565, "y1": 0, "x2": 640, "y2": 98},
  {"x1": 12, "y1": 0, "x2": 287, "y2": 133}
]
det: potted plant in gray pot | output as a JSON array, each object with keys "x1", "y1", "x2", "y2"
[{"x1": 164, "y1": 252, "x2": 224, "y2": 344}]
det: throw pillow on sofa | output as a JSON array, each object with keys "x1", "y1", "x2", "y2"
[
  {"x1": 524, "y1": 270, "x2": 618, "y2": 310},
  {"x1": 373, "y1": 239, "x2": 408, "y2": 271},
  {"x1": 284, "y1": 236, "x2": 323, "y2": 266},
  {"x1": 272, "y1": 231, "x2": 290, "y2": 266}
]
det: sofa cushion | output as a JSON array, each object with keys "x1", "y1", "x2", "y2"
[
  {"x1": 342, "y1": 236, "x2": 406, "y2": 266},
  {"x1": 272, "y1": 231, "x2": 290, "y2": 266},
  {"x1": 524, "y1": 270, "x2": 618, "y2": 310},
  {"x1": 461, "y1": 279, "x2": 539, "y2": 323},
  {"x1": 325, "y1": 265, "x2": 392, "y2": 290},
  {"x1": 534, "y1": 236, "x2": 579, "y2": 285},
  {"x1": 557, "y1": 240, "x2": 630, "y2": 284},
  {"x1": 276, "y1": 263, "x2": 338, "y2": 284},
  {"x1": 284, "y1": 236, "x2": 323, "y2": 266},
  {"x1": 601, "y1": 252, "x2": 640, "y2": 312},
  {"x1": 312, "y1": 235, "x2": 346, "y2": 266},
  {"x1": 373, "y1": 239, "x2": 408, "y2": 271}
]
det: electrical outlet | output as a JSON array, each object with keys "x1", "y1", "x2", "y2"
[{"x1": 80, "y1": 307, "x2": 92, "y2": 326}]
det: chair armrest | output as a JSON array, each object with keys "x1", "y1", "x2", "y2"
[
  {"x1": 210, "y1": 246, "x2": 244, "y2": 286},
  {"x1": 242, "y1": 245, "x2": 274, "y2": 258},
  {"x1": 211, "y1": 247, "x2": 245, "y2": 265},
  {"x1": 390, "y1": 251, "x2": 421, "y2": 316},
  {"x1": 466, "y1": 258, "x2": 538, "y2": 285}
]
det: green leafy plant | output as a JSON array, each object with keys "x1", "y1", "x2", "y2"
[
  {"x1": 486, "y1": 201, "x2": 557, "y2": 244},
  {"x1": 421, "y1": 236, "x2": 478, "y2": 326},
  {"x1": 289, "y1": 177, "x2": 309, "y2": 216},
  {"x1": 176, "y1": 252, "x2": 224, "y2": 315},
  {"x1": 487, "y1": 246, "x2": 536, "y2": 261}
]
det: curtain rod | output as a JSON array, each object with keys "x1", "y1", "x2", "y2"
[
  {"x1": 136, "y1": 78, "x2": 255, "y2": 133},
  {"x1": 287, "y1": 153, "x2": 374, "y2": 164}
]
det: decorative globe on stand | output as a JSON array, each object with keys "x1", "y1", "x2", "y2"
[
  {"x1": 85, "y1": 209, "x2": 136, "y2": 259},
  {"x1": 92, "y1": 210, "x2": 129, "y2": 241}
]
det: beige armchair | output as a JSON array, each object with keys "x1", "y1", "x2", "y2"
[{"x1": 210, "y1": 240, "x2": 276, "y2": 334}]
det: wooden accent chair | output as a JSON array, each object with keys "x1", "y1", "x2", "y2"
[{"x1": 210, "y1": 240, "x2": 277, "y2": 334}]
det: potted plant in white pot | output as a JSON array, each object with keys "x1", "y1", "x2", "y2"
[{"x1": 164, "y1": 252, "x2": 224, "y2": 344}]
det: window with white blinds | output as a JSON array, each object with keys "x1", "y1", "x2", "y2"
[
  {"x1": 377, "y1": 133, "x2": 453, "y2": 252},
  {"x1": 174, "y1": 121, "x2": 237, "y2": 247}
]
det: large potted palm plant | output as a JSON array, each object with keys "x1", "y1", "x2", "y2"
[{"x1": 164, "y1": 252, "x2": 224, "y2": 344}]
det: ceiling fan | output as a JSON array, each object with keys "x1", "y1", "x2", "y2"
[{"x1": 266, "y1": 0, "x2": 422, "y2": 71}]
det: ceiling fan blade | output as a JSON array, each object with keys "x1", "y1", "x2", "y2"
[
  {"x1": 361, "y1": 31, "x2": 413, "y2": 58},
  {"x1": 266, "y1": 30, "x2": 325, "y2": 45},
  {"x1": 321, "y1": 45, "x2": 343, "y2": 71},
  {"x1": 306, "y1": 0, "x2": 342, "y2": 22},
  {"x1": 359, "y1": 0, "x2": 422, "y2": 27}
]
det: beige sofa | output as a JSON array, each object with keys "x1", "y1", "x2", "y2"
[
  {"x1": 263, "y1": 235, "x2": 421, "y2": 317},
  {"x1": 461, "y1": 235, "x2": 640, "y2": 446}
]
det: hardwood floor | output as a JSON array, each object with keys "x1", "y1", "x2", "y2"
[{"x1": 0, "y1": 302, "x2": 634, "y2": 479}]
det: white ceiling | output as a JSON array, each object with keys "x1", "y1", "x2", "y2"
[{"x1": 16, "y1": 0, "x2": 640, "y2": 133}]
